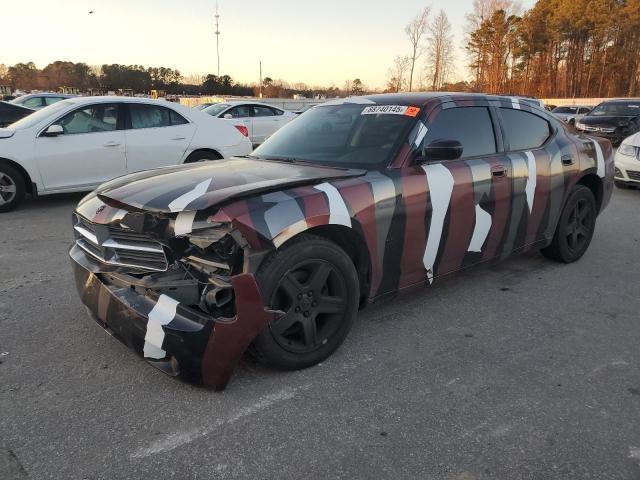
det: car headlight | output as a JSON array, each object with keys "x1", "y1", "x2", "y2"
[{"x1": 618, "y1": 143, "x2": 637, "y2": 157}]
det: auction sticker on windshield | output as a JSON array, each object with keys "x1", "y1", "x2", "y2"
[{"x1": 361, "y1": 105, "x2": 420, "y2": 117}]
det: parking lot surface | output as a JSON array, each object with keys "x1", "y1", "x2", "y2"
[{"x1": 1, "y1": 188, "x2": 640, "y2": 480}]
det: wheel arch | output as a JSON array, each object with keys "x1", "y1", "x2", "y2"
[
  {"x1": 0, "y1": 157, "x2": 36, "y2": 196},
  {"x1": 576, "y1": 172, "x2": 603, "y2": 212},
  {"x1": 184, "y1": 148, "x2": 223, "y2": 163},
  {"x1": 276, "y1": 224, "x2": 372, "y2": 308}
]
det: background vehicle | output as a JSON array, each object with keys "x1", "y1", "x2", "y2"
[
  {"x1": 202, "y1": 100, "x2": 297, "y2": 145},
  {"x1": 575, "y1": 100, "x2": 640, "y2": 146},
  {"x1": 551, "y1": 105, "x2": 592, "y2": 126},
  {"x1": 294, "y1": 103, "x2": 321, "y2": 114},
  {"x1": 0, "y1": 101, "x2": 34, "y2": 127},
  {"x1": 0, "y1": 96, "x2": 251, "y2": 211},
  {"x1": 614, "y1": 131, "x2": 640, "y2": 188},
  {"x1": 0, "y1": 85, "x2": 13, "y2": 101},
  {"x1": 10, "y1": 93, "x2": 76, "y2": 110},
  {"x1": 69, "y1": 93, "x2": 614, "y2": 389}
]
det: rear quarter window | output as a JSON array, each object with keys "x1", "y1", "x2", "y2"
[{"x1": 500, "y1": 108, "x2": 551, "y2": 151}]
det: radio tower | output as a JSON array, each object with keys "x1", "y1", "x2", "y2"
[{"x1": 214, "y1": 2, "x2": 220, "y2": 76}]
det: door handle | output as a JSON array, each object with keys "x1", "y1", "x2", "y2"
[
  {"x1": 491, "y1": 164, "x2": 507, "y2": 178},
  {"x1": 103, "y1": 142, "x2": 121, "y2": 147},
  {"x1": 561, "y1": 154, "x2": 575, "y2": 166},
  {"x1": 171, "y1": 137, "x2": 186, "y2": 141}
]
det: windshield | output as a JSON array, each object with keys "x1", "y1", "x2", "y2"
[
  {"x1": 589, "y1": 102, "x2": 640, "y2": 117},
  {"x1": 251, "y1": 103, "x2": 418, "y2": 168},
  {"x1": 202, "y1": 103, "x2": 230, "y2": 117},
  {"x1": 9, "y1": 100, "x2": 72, "y2": 129},
  {"x1": 553, "y1": 106, "x2": 579, "y2": 114}
]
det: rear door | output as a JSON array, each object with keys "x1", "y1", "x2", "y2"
[
  {"x1": 34, "y1": 103, "x2": 126, "y2": 190},
  {"x1": 497, "y1": 106, "x2": 559, "y2": 250},
  {"x1": 124, "y1": 103, "x2": 196, "y2": 172}
]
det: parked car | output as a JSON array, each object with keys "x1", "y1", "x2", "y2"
[
  {"x1": 0, "y1": 101, "x2": 34, "y2": 127},
  {"x1": 68, "y1": 93, "x2": 613, "y2": 390},
  {"x1": 193, "y1": 103, "x2": 216, "y2": 110},
  {"x1": 294, "y1": 103, "x2": 321, "y2": 115},
  {"x1": 10, "y1": 93, "x2": 76, "y2": 110},
  {"x1": 202, "y1": 101, "x2": 297, "y2": 145},
  {"x1": 575, "y1": 100, "x2": 640, "y2": 146},
  {"x1": 551, "y1": 105, "x2": 592, "y2": 126},
  {"x1": 614, "y1": 131, "x2": 640, "y2": 188},
  {"x1": 0, "y1": 96, "x2": 251, "y2": 211}
]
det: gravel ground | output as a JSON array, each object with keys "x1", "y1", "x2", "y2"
[{"x1": 1, "y1": 187, "x2": 639, "y2": 480}]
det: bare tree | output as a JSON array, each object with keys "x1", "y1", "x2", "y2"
[
  {"x1": 405, "y1": 6, "x2": 430, "y2": 92},
  {"x1": 184, "y1": 73, "x2": 204, "y2": 85},
  {"x1": 425, "y1": 10, "x2": 454, "y2": 90},
  {"x1": 386, "y1": 55, "x2": 411, "y2": 93}
]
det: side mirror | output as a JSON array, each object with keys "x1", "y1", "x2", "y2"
[
  {"x1": 42, "y1": 124, "x2": 64, "y2": 137},
  {"x1": 223, "y1": 113, "x2": 233, "y2": 119},
  {"x1": 422, "y1": 139, "x2": 463, "y2": 161}
]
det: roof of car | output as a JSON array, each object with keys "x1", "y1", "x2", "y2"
[
  {"x1": 63, "y1": 96, "x2": 185, "y2": 106},
  {"x1": 213, "y1": 100, "x2": 284, "y2": 107},
  {"x1": 359, "y1": 92, "x2": 545, "y2": 106},
  {"x1": 17, "y1": 93, "x2": 76, "y2": 98}
]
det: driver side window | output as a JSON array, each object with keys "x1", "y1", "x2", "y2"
[
  {"x1": 57, "y1": 105, "x2": 119, "y2": 135},
  {"x1": 423, "y1": 107, "x2": 497, "y2": 159}
]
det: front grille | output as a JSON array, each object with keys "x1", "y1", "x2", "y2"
[
  {"x1": 582, "y1": 125, "x2": 616, "y2": 133},
  {"x1": 628, "y1": 170, "x2": 640, "y2": 181},
  {"x1": 74, "y1": 214, "x2": 168, "y2": 272}
]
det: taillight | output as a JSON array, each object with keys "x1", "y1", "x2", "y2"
[{"x1": 234, "y1": 125, "x2": 249, "y2": 137}]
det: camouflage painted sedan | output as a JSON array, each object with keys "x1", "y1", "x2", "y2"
[{"x1": 69, "y1": 93, "x2": 614, "y2": 390}]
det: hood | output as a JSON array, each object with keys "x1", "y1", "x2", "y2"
[
  {"x1": 0, "y1": 128, "x2": 15, "y2": 139},
  {"x1": 87, "y1": 157, "x2": 366, "y2": 213},
  {"x1": 622, "y1": 131, "x2": 640, "y2": 147},
  {"x1": 581, "y1": 115, "x2": 635, "y2": 127}
]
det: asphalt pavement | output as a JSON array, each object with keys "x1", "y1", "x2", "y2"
[{"x1": 1, "y1": 188, "x2": 640, "y2": 480}]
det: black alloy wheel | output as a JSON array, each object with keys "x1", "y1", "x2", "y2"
[
  {"x1": 251, "y1": 234, "x2": 360, "y2": 370},
  {"x1": 565, "y1": 197, "x2": 595, "y2": 255},
  {"x1": 541, "y1": 185, "x2": 597, "y2": 263},
  {"x1": 269, "y1": 259, "x2": 348, "y2": 354}
]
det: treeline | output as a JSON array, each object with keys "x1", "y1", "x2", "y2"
[
  {"x1": 466, "y1": 0, "x2": 640, "y2": 97},
  {"x1": 0, "y1": 61, "x2": 256, "y2": 96}
]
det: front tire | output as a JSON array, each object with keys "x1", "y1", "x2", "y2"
[
  {"x1": 0, "y1": 164, "x2": 25, "y2": 213},
  {"x1": 251, "y1": 234, "x2": 359, "y2": 370},
  {"x1": 541, "y1": 185, "x2": 597, "y2": 263}
]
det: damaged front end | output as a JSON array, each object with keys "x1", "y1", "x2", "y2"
[{"x1": 69, "y1": 195, "x2": 278, "y2": 390}]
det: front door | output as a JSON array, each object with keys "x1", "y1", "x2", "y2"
[
  {"x1": 34, "y1": 103, "x2": 126, "y2": 191},
  {"x1": 398, "y1": 104, "x2": 508, "y2": 287}
]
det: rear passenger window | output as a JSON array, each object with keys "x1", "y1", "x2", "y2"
[
  {"x1": 500, "y1": 108, "x2": 551, "y2": 151},
  {"x1": 169, "y1": 110, "x2": 188, "y2": 125},
  {"x1": 129, "y1": 104, "x2": 171, "y2": 129},
  {"x1": 424, "y1": 107, "x2": 496, "y2": 158}
]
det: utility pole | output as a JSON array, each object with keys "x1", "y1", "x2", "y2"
[
  {"x1": 259, "y1": 61, "x2": 263, "y2": 98},
  {"x1": 214, "y1": 2, "x2": 220, "y2": 76}
]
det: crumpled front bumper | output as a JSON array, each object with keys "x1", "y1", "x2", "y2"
[{"x1": 70, "y1": 244, "x2": 277, "y2": 391}]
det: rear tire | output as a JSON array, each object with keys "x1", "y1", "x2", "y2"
[
  {"x1": 541, "y1": 185, "x2": 597, "y2": 263},
  {"x1": 184, "y1": 150, "x2": 222, "y2": 163},
  {"x1": 0, "y1": 164, "x2": 25, "y2": 213},
  {"x1": 251, "y1": 234, "x2": 359, "y2": 370}
]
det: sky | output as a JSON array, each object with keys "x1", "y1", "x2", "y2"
[{"x1": 4, "y1": 0, "x2": 534, "y2": 89}]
